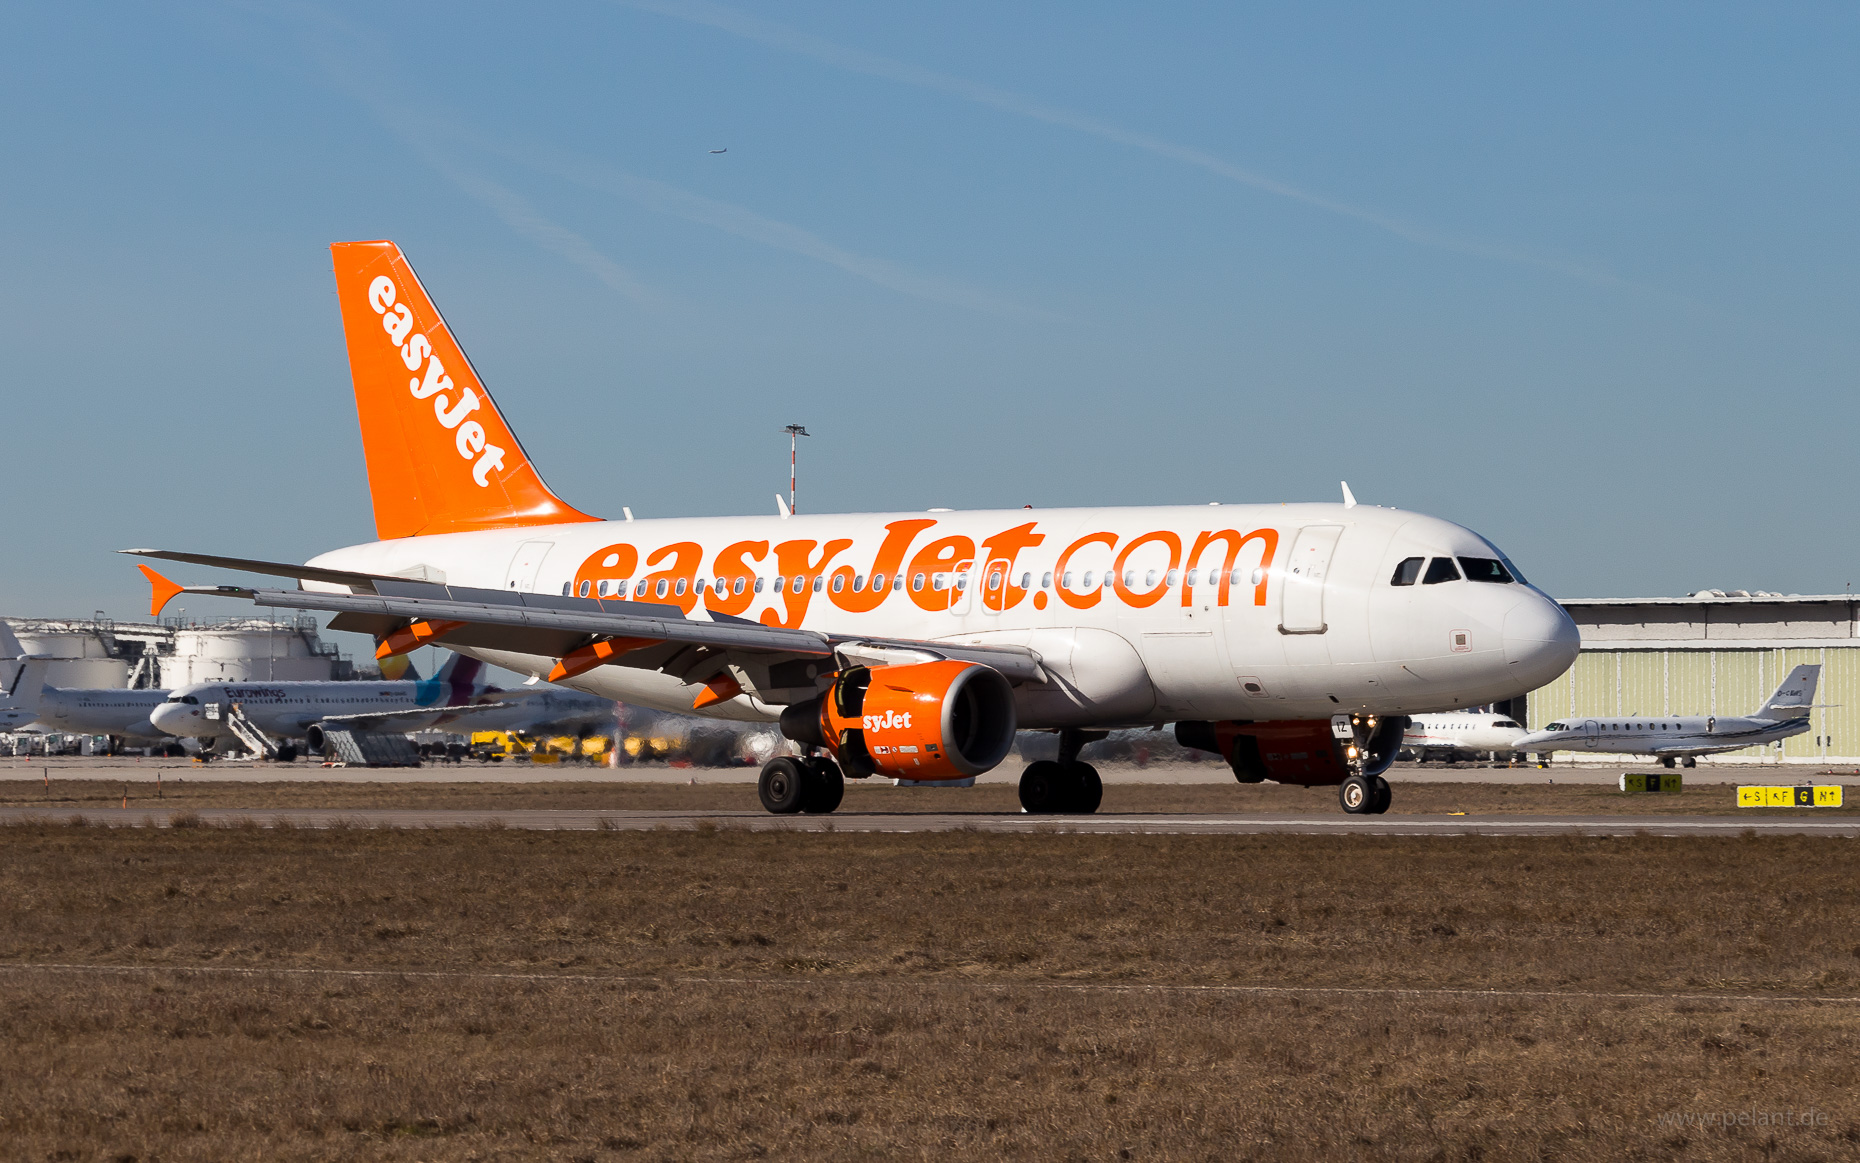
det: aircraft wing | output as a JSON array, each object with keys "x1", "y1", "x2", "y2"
[
  {"x1": 315, "y1": 701, "x2": 517, "y2": 729},
  {"x1": 126, "y1": 554, "x2": 1049, "y2": 694}
]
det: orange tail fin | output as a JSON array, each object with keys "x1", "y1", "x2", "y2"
[{"x1": 330, "y1": 240, "x2": 599, "y2": 540}]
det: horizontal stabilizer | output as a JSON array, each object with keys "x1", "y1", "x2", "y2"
[{"x1": 121, "y1": 549, "x2": 385, "y2": 589}]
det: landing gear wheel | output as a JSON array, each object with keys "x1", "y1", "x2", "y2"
[
  {"x1": 274, "y1": 744, "x2": 298, "y2": 763},
  {"x1": 1661, "y1": 756, "x2": 1677, "y2": 769},
  {"x1": 1339, "y1": 775, "x2": 1373, "y2": 815},
  {"x1": 800, "y1": 757, "x2": 844, "y2": 814},
  {"x1": 1682, "y1": 757, "x2": 1697, "y2": 769},
  {"x1": 758, "y1": 757, "x2": 808, "y2": 814},
  {"x1": 1064, "y1": 761, "x2": 1103, "y2": 814},
  {"x1": 1019, "y1": 760, "x2": 1065, "y2": 813},
  {"x1": 1369, "y1": 776, "x2": 1392, "y2": 815}
]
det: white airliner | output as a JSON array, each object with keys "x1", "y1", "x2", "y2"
[
  {"x1": 1513, "y1": 664, "x2": 1820, "y2": 767},
  {"x1": 1402, "y1": 712, "x2": 1529, "y2": 761},
  {"x1": 31, "y1": 687, "x2": 175, "y2": 744},
  {"x1": 0, "y1": 626, "x2": 51, "y2": 733},
  {"x1": 463, "y1": 684, "x2": 617, "y2": 737},
  {"x1": 129, "y1": 240, "x2": 1579, "y2": 815},
  {"x1": 149, "y1": 653, "x2": 500, "y2": 759}
]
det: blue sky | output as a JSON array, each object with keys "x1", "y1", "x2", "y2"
[{"x1": 2, "y1": 1, "x2": 1857, "y2": 647}]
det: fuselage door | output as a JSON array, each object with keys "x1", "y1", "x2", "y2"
[
  {"x1": 503, "y1": 540, "x2": 555, "y2": 593},
  {"x1": 1582, "y1": 719, "x2": 1600, "y2": 749},
  {"x1": 948, "y1": 559, "x2": 977, "y2": 615},
  {"x1": 1278, "y1": 525, "x2": 1344, "y2": 634}
]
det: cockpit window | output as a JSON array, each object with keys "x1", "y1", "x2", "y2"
[
  {"x1": 163, "y1": 694, "x2": 200, "y2": 705},
  {"x1": 1500, "y1": 556, "x2": 1528, "y2": 585},
  {"x1": 1495, "y1": 719, "x2": 1521, "y2": 729},
  {"x1": 1422, "y1": 557, "x2": 1462, "y2": 584},
  {"x1": 1389, "y1": 557, "x2": 1423, "y2": 586},
  {"x1": 1545, "y1": 721, "x2": 1567, "y2": 731},
  {"x1": 1458, "y1": 557, "x2": 1514, "y2": 583}
]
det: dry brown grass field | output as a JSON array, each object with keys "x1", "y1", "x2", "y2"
[
  {"x1": 1, "y1": 776, "x2": 1854, "y2": 817},
  {"x1": 2, "y1": 824, "x2": 1858, "y2": 1160}
]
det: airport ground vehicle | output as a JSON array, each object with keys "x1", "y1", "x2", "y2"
[{"x1": 131, "y1": 241, "x2": 1578, "y2": 814}]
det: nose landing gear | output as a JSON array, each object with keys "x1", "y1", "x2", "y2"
[
  {"x1": 1339, "y1": 773, "x2": 1392, "y2": 815},
  {"x1": 1336, "y1": 713, "x2": 1402, "y2": 815}
]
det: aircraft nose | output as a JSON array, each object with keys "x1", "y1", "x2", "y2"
[
  {"x1": 149, "y1": 704, "x2": 191, "y2": 734},
  {"x1": 1503, "y1": 593, "x2": 1580, "y2": 689}
]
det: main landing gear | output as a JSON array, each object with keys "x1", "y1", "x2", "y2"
[
  {"x1": 1338, "y1": 773, "x2": 1392, "y2": 815},
  {"x1": 1018, "y1": 729, "x2": 1105, "y2": 814},
  {"x1": 758, "y1": 755, "x2": 845, "y2": 815}
]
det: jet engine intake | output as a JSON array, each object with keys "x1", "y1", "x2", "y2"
[{"x1": 780, "y1": 660, "x2": 1017, "y2": 782}]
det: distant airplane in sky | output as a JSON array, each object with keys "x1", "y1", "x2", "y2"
[{"x1": 709, "y1": 148, "x2": 726, "y2": 153}]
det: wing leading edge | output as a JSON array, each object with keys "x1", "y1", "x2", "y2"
[{"x1": 126, "y1": 554, "x2": 1049, "y2": 702}]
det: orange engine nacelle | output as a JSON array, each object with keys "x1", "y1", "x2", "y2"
[{"x1": 779, "y1": 660, "x2": 1018, "y2": 782}]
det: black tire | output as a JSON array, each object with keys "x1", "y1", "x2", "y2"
[
  {"x1": 801, "y1": 757, "x2": 844, "y2": 814},
  {"x1": 1370, "y1": 775, "x2": 1392, "y2": 815},
  {"x1": 1065, "y1": 761, "x2": 1103, "y2": 814},
  {"x1": 758, "y1": 757, "x2": 808, "y2": 814},
  {"x1": 1339, "y1": 775, "x2": 1373, "y2": 814},
  {"x1": 274, "y1": 744, "x2": 298, "y2": 763},
  {"x1": 1018, "y1": 760, "x2": 1065, "y2": 813},
  {"x1": 1682, "y1": 757, "x2": 1697, "y2": 769},
  {"x1": 1661, "y1": 756, "x2": 1676, "y2": 769}
]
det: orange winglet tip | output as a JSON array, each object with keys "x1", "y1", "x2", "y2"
[
  {"x1": 376, "y1": 618, "x2": 469, "y2": 660},
  {"x1": 692, "y1": 673, "x2": 743, "y2": 710},
  {"x1": 547, "y1": 637, "x2": 659, "y2": 683},
  {"x1": 139, "y1": 564, "x2": 185, "y2": 618}
]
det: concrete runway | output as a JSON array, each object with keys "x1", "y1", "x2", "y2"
[
  {"x1": 5, "y1": 805, "x2": 1857, "y2": 836},
  {"x1": 7, "y1": 757, "x2": 1859, "y2": 786}
]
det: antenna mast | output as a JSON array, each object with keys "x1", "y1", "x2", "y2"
[{"x1": 782, "y1": 424, "x2": 810, "y2": 515}]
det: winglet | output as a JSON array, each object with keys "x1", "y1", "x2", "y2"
[
  {"x1": 776, "y1": 494, "x2": 792, "y2": 519},
  {"x1": 1341, "y1": 481, "x2": 1357, "y2": 509},
  {"x1": 139, "y1": 564, "x2": 186, "y2": 618}
]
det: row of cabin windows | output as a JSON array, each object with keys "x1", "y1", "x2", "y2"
[
  {"x1": 1544, "y1": 721, "x2": 1687, "y2": 732},
  {"x1": 1389, "y1": 556, "x2": 1517, "y2": 587},
  {"x1": 564, "y1": 565, "x2": 1265, "y2": 601}
]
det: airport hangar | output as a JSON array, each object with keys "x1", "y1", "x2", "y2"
[{"x1": 1517, "y1": 590, "x2": 1860, "y2": 765}]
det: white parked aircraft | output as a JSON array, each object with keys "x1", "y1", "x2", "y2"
[
  {"x1": 149, "y1": 654, "x2": 500, "y2": 759},
  {"x1": 1513, "y1": 664, "x2": 1820, "y2": 767},
  {"x1": 0, "y1": 626, "x2": 51, "y2": 733},
  {"x1": 128, "y1": 240, "x2": 1579, "y2": 815},
  {"x1": 32, "y1": 687, "x2": 174, "y2": 744},
  {"x1": 1402, "y1": 712, "x2": 1529, "y2": 761}
]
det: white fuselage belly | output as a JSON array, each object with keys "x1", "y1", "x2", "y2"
[{"x1": 308, "y1": 502, "x2": 1577, "y2": 726}]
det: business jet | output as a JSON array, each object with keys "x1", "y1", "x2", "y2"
[
  {"x1": 149, "y1": 653, "x2": 498, "y2": 759},
  {"x1": 1513, "y1": 664, "x2": 1819, "y2": 767},
  {"x1": 1402, "y1": 712, "x2": 1529, "y2": 762},
  {"x1": 127, "y1": 240, "x2": 1578, "y2": 815}
]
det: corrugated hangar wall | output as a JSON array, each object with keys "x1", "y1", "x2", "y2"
[{"x1": 1523, "y1": 595, "x2": 1860, "y2": 764}]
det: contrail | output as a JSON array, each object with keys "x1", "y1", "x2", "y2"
[
  {"x1": 619, "y1": 0, "x2": 1634, "y2": 289},
  {"x1": 271, "y1": 0, "x2": 661, "y2": 304},
  {"x1": 474, "y1": 137, "x2": 1050, "y2": 318}
]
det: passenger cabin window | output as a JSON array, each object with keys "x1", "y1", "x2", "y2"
[
  {"x1": 1458, "y1": 557, "x2": 1514, "y2": 583},
  {"x1": 1422, "y1": 558, "x2": 1462, "y2": 585},
  {"x1": 1390, "y1": 557, "x2": 1424, "y2": 586}
]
